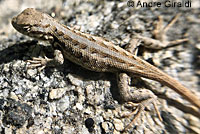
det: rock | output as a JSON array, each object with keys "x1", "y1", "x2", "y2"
[{"x1": 49, "y1": 87, "x2": 69, "y2": 100}]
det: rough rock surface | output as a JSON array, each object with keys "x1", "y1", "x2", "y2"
[{"x1": 0, "y1": 0, "x2": 200, "y2": 133}]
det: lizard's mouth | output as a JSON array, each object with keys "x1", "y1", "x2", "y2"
[
  {"x1": 12, "y1": 16, "x2": 31, "y2": 36},
  {"x1": 12, "y1": 18, "x2": 54, "y2": 42}
]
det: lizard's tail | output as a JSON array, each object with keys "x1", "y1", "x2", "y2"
[{"x1": 155, "y1": 72, "x2": 200, "y2": 109}]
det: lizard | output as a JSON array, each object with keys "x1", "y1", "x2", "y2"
[{"x1": 11, "y1": 8, "x2": 200, "y2": 131}]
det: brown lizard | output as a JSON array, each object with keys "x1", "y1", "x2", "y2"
[{"x1": 11, "y1": 8, "x2": 200, "y2": 131}]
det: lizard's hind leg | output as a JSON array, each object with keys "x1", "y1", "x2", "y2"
[
  {"x1": 118, "y1": 36, "x2": 162, "y2": 132},
  {"x1": 117, "y1": 73, "x2": 162, "y2": 132},
  {"x1": 135, "y1": 14, "x2": 188, "y2": 49}
]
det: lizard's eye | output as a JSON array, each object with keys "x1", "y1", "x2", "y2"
[{"x1": 22, "y1": 25, "x2": 31, "y2": 31}]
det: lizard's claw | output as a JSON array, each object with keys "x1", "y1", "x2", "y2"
[
  {"x1": 26, "y1": 56, "x2": 52, "y2": 71},
  {"x1": 122, "y1": 100, "x2": 162, "y2": 132}
]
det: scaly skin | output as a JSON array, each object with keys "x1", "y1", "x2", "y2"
[{"x1": 12, "y1": 8, "x2": 200, "y2": 110}]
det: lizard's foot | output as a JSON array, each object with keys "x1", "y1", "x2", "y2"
[
  {"x1": 26, "y1": 49, "x2": 64, "y2": 71},
  {"x1": 27, "y1": 56, "x2": 52, "y2": 71},
  {"x1": 122, "y1": 98, "x2": 162, "y2": 132},
  {"x1": 135, "y1": 14, "x2": 188, "y2": 49}
]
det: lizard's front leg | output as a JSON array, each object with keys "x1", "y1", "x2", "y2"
[{"x1": 27, "y1": 45, "x2": 64, "y2": 71}]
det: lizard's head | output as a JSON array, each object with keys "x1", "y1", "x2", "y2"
[{"x1": 12, "y1": 8, "x2": 53, "y2": 41}]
